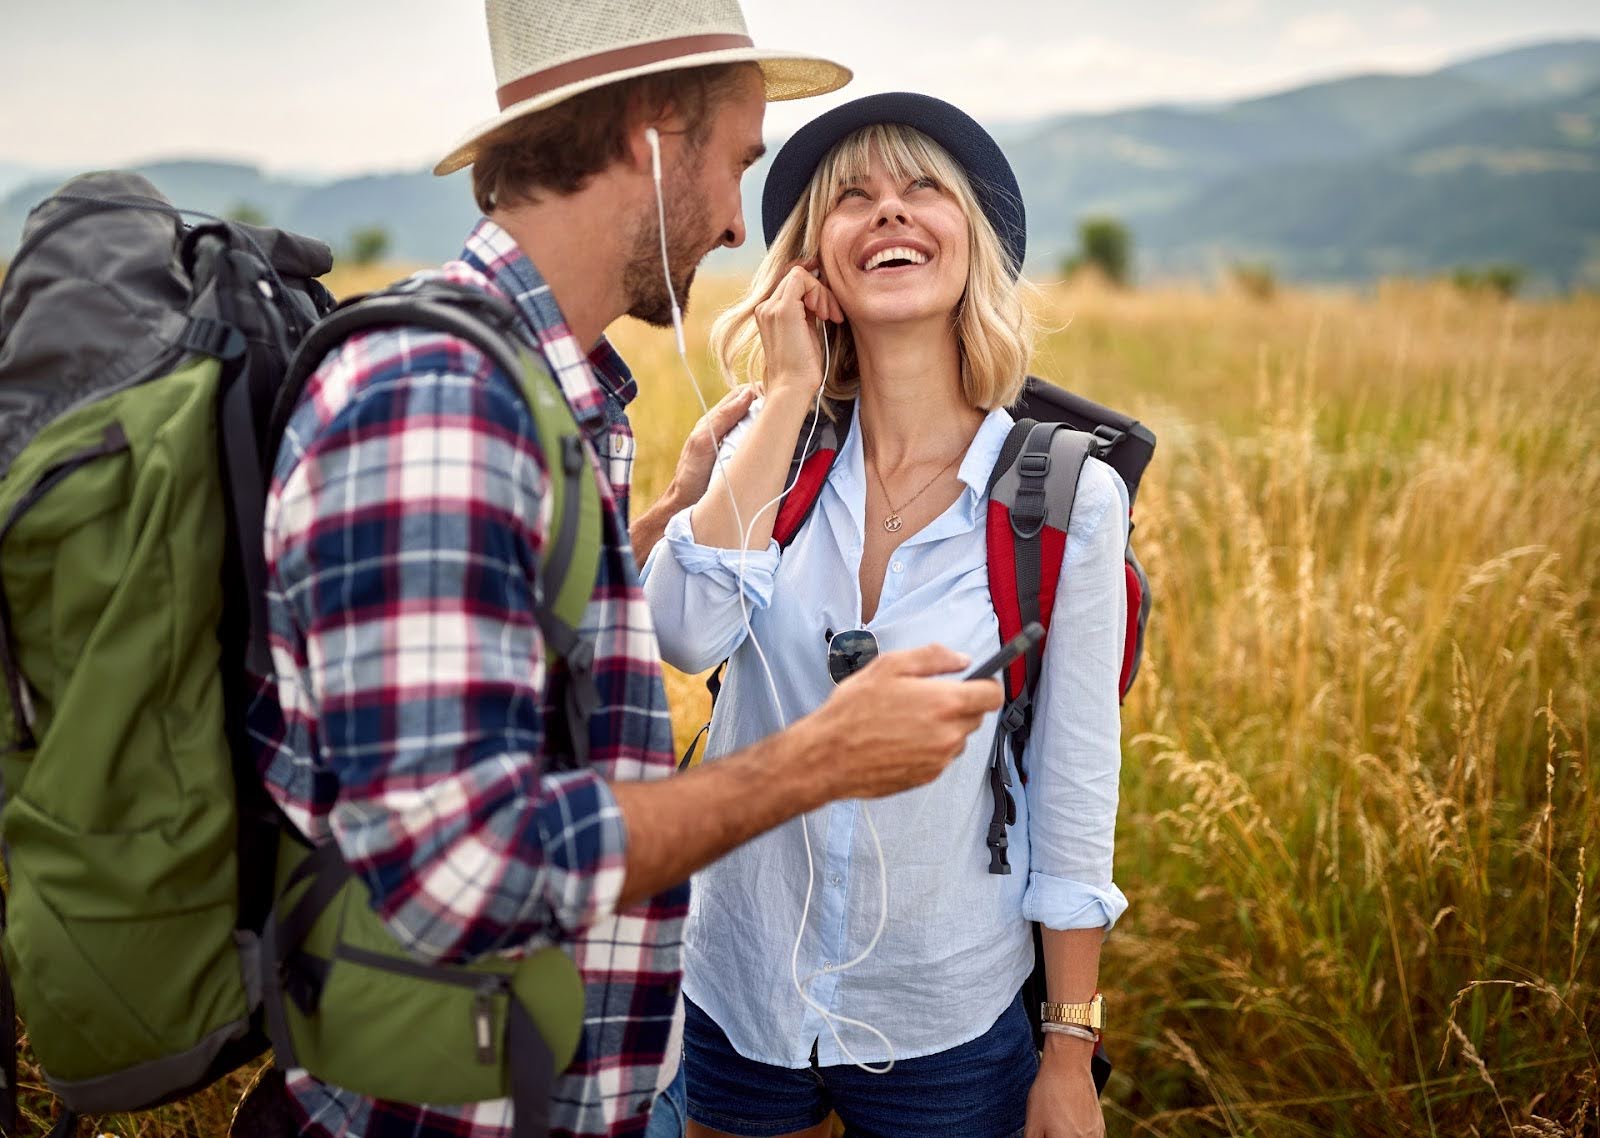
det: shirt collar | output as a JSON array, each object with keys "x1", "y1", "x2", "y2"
[
  {"x1": 960, "y1": 406, "x2": 1015, "y2": 499},
  {"x1": 457, "y1": 218, "x2": 638, "y2": 427}
]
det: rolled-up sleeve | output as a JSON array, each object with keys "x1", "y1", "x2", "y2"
[
  {"x1": 1020, "y1": 457, "x2": 1131, "y2": 932},
  {"x1": 267, "y1": 341, "x2": 626, "y2": 964},
  {"x1": 640, "y1": 404, "x2": 784, "y2": 674}
]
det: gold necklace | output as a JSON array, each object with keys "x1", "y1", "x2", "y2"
[{"x1": 869, "y1": 448, "x2": 964, "y2": 533}]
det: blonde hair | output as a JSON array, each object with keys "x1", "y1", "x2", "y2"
[{"x1": 709, "y1": 123, "x2": 1037, "y2": 410}]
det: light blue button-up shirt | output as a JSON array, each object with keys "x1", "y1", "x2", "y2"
[{"x1": 640, "y1": 401, "x2": 1129, "y2": 1068}]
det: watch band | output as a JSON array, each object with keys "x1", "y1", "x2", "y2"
[
  {"x1": 1040, "y1": 992, "x2": 1105, "y2": 1030},
  {"x1": 1041, "y1": 1022, "x2": 1100, "y2": 1043}
]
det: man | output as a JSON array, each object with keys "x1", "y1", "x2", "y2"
[{"x1": 249, "y1": 2, "x2": 1004, "y2": 1136}]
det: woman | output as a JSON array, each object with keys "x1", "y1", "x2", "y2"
[{"x1": 642, "y1": 93, "x2": 1128, "y2": 1138}]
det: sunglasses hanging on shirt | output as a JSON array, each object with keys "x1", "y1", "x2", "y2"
[{"x1": 825, "y1": 627, "x2": 880, "y2": 685}]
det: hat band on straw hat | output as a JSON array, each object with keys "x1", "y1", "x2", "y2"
[{"x1": 496, "y1": 33, "x2": 755, "y2": 109}]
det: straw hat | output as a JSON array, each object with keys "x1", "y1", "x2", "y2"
[{"x1": 434, "y1": 0, "x2": 852, "y2": 176}]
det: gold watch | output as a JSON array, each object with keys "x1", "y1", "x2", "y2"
[{"x1": 1040, "y1": 993, "x2": 1105, "y2": 1031}]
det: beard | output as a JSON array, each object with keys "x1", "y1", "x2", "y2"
[{"x1": 623, "y1": 166, "x2": 714, "y2": 328}]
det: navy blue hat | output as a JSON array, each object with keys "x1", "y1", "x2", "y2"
[{"x1": 761, "y1": 91, "x2": 1026, "y2": 275}]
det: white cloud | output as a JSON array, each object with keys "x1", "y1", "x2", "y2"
[
  {"x1": 1391, "y1": 5, "x2": 1436, "y2": 33},
  {"x1": 906, "y1": 35, "x2": 1239, "y2": 120},
  {"x1": 1196, "y1": 0, "x2": 1261, "y2": 26},
  {"x1": 1284, "y1": 11, "x2": 1359, "y2": 49}
]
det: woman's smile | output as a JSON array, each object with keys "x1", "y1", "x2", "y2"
[
  {"x1": 857, "y1": 239, "x2": 934, "y2": 272},
  {"x1": 821, "y1": 152, "x2": 969, "y2": 323}
]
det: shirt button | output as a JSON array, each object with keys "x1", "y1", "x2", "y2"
[
  {"x1": 830, "y1": 874, "x2": 843, "y2": 886},
  {"x1": 822, "y1": 961, "x2": 835, "y2": 971},
  {"x1": 890, "y1": 560, "x2": 904, "y2": 573}
]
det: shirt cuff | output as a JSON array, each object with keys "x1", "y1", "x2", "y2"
[
  {"x1": 533, "y1": 766, "x2": 628, "y2": 933},
  {"x1": 661, "y1": 508, "x2": 781, "y2": 609},
  {"x1": 1022, "y1": 872, "x2": 1129, "y2": 932}
]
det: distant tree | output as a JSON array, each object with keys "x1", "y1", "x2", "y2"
[
  {"x1": 1228, "y1": 260, "x2": 1278, "y2": 301},
  {"x1": 225, "y1": 202, "x2": 268, "y2": 226},
  {"x1": 1060, "y1": 217, "x2": 1133, "y2": 287},
  {"x1": 1449, "y1": 263, "x2": 1526, "y2": 299},
  {"x1": 347, "y1": 225, "x2": 392, "y2": 266}
]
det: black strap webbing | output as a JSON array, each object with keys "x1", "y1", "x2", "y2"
[
  {"x1": 218, "y1": 345, "x2": 273, "y2": 676},
  {"x1": 679, "y1": 663, "x2": 727, "y2": 770},
  {"x1": 260, "y1": 843, "x2": 350, "y2": 1067},
  {"x1": 984, "y1": 723, "x2": 1018, "y2": 875},
  {"x1": 506, "y1": 1000, "x2": 556, "y2": 1138},
  {"x1": 43, "y1": 1108, "x2": 78, "y2": 1138},
  {"x1": 678, "y1": 722, "x2": 711, "y2": 773}
]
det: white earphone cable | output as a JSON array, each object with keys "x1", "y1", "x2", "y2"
[{"x1": 644, "y1": 127, "x2": 896, "y2": 1073}]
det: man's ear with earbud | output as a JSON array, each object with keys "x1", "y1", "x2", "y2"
[
  {"x1": 626, "y1": 123, "x2": 667, "y2": 187},
  {"x1": 643, "y1": 126, "x2": 663, "y2": 183}
]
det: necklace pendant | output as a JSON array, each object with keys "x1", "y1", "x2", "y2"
[{"x1": 883, "y1": 513, "x2": 904, "y2": 533}]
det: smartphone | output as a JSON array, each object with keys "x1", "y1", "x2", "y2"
[{"x1": 962, "y1": 621, "x2": 1045, "y2": 682}]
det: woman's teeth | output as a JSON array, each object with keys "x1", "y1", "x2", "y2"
[{"x1": 864, "y1": 246, "x2": 929, "y2": 271}]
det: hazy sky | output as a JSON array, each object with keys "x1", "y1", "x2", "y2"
[{"x1": 4, "y1": 0, "x2": 1599, "y2": 177}]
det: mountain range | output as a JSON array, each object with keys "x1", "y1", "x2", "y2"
[{"x1": 4, "y1": 37, "x2": 1598, "y2": 288}]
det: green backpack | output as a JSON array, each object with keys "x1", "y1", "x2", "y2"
[{"x1": 0, "y1": 171, "x2": 600, "y2": 1138}]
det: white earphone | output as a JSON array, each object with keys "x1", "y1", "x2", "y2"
[
  {"x1": 644, "y1": 127, "x2": 688, "y2": 358},
  {"x1": 644, "y1": 123, "x2": 897, "y2": 1073}
]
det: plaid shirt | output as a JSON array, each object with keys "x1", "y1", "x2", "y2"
[{"x1": 248, "y1": 219, "x2": 685, "y2": 1137}]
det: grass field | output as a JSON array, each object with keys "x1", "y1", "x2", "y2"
[
  {"x1": 613, "y1": 275, "x2": 1600, "y2": 1136},
  {"x1": 10, "y1": 265, "x2": 1599, "y2": 1136}
]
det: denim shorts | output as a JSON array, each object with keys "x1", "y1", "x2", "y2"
[
  {"x1": 645, "y1": 1063, "x2": 688, "y2": 1138},
  {"x1": 682, "y1": 993, "x2": 1038, "y2": 1138}
]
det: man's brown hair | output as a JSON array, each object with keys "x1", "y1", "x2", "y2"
[{"x1": 471, "y1": 63, "x2": 753, "y2": 214}]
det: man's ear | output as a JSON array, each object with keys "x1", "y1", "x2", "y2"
[
  {"x1": 626, "y1": 99, "x2": 689, "y2": 176},
  {"x1": 623, "y1": 121, "x2": 659, "y2": 177}
]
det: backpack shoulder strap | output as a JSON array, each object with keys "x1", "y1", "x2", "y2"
[
  {"x1": 980, "y1": 417, "x2": 1095, "y2": 873},
  {"x1": 771, "y1": 397, "x2": 852, "y2": 549},
  {"x1": 985, "y1": 420, "x2": 1094, "y2": 708},
  {"x1": 280, "y1": 281, "x2": 603, "y2": 763}
]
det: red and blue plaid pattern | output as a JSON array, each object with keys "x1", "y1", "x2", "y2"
[{"x1": 248, "y1": 220, "x2": 685, "y2": 1137}]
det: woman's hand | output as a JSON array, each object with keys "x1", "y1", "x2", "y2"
[
  {"x1": 753, "y1": 259, "x2": 844, "y2": 402},
  {"x1": 1025, "y1": 1039, "x2": 1105, "y2": 1138}
]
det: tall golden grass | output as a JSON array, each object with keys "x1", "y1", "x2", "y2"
[
  {"x1": 612, "y1": 275, "x2": 1599, "y2": 1136},
  {"x1": 11, "y1": 267, "x2": 1598, "y2": 1136}
]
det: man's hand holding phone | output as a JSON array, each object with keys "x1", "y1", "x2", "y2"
[{"x1": 794, "y1": 625, "x2": 1042, "y2": 803}]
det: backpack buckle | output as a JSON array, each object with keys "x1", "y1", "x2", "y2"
[
  {"x1": 1091, "y1": 424, "x2": 1124, "y2": 454},
  {"x1": 1018, "y1": 452, "x2": 1051, "y2": 478},
  {"x1": 1010, "y1": 492, "x2": 1047, "y2": 539},
  {"x1": 565, "y1": 636, "x2": 596, "y2": 675},
  {"x1": 182, "y1": 317, "x2": 246, "y2": 362},
  {"x1": 986, "y1": 824, "x2": 1012, "y2": 874},
  {"x1": 561, "y1": 435, "x2": 585, "y2": 477}
]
